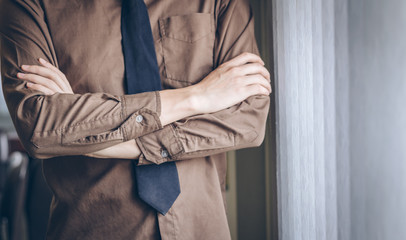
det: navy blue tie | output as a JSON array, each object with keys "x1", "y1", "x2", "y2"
[{"x1": 121, "y1": 0, "x2": 180, "y2": 215}]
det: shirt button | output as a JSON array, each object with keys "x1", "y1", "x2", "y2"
[
  {"x1": 161, "y1": 149, "x2": 169, "y2": 158},
  {"x1": 135, "y1": 115, "x2": 143, "y2": 123}
]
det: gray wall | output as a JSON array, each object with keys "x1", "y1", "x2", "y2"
[{"x1": 348, "y1": 0, "x2": 406, "y2": 239}]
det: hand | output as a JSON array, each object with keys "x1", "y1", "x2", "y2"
[
  {"x1": 190, "y1": 52, "x2": 271, "y2": 114},
  {"x1": 17, "y1": 58, "x2": 73, "y2": 94},
  {"x1": 158, "y1": 52, "x2": 271, "y2": 126}
]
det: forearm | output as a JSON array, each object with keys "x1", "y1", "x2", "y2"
[
  {"x1": 85, "y1": 87, "x2": 198, "y2": 159},
  {"x1": 0, "y1": 0, "x2": 165, "y2": 159},
  {"x1": 159, "y1": 86, "x2": 199, "y2": 126},
  {"x1": 135, "y1": 0, "x2": 271, "y2": 164},
  {"x1": 87, "y1": 51, "x2": 270, "y2": 160},
  {"x1": 136, "y1": 94, "x2": 269, "y2": 164},
  {"x1": 5, "y1": 89, "x2": 161, "y2": 159},
  {"x1": 1, "y1": 38, "x2": 159, "y2": 159}
]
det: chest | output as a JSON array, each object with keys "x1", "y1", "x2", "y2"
[{"x1": 42, "y1": 0, "x2": 216, "y2": 93}]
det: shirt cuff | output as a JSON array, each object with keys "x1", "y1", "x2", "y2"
[
  {"x1": 135, "y1": 124, "x2": 184, "y2": 165},
  {"x1": 121, "y1": 91, "x2": 163, "y2": 141}
]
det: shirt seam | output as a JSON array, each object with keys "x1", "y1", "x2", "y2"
[
  {"x1": 121, "y1": 95, "x2": 129, "y2": 141},
  {"x1": 171, "y1": 209, "x2": 177, "y2": 240},
  {"x1": 171, "y1": 131, "x2": 235, "y2": 158},
  {"x1": 32, "y1": 112, "x2": 123, "y2": 134},
  {"x1": 167, "y1": 124, "x2": 185, "y2": 160}
]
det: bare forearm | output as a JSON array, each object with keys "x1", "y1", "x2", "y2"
[
  {"x1": 159, "y1": 86, "x2": 198, "y2": 126},
  {"x1": 86, "y1": 139, "x2": 141, "y2": 159}
]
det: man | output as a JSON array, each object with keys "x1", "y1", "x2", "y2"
[{"x1": 0, "y1": 0, "x2": 271, "y2": 239}]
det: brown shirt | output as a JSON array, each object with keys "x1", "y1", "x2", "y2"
[{"x1": 0, "y1": 0, "x2": 270, "y2": 239}]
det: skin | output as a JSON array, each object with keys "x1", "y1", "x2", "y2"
[{"x1": 17, "y1": 52, "x2": 271, "y2": 159}]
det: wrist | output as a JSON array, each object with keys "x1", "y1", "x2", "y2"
[
  {"x1": 159, "y1": 86, "x2": 200, "y2": 126},
  {"x1": 85, "y1": 139, "x2": 141, "y2": 159},
  {"x1": 183, "y1": 85, "x2": 201, "y2": 115}
]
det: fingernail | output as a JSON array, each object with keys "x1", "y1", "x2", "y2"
[
  {"x1": 21, "y1": 65, "x2": 27, "y2": 69},
  {"x1": 26, "y1": 82, "x2": 32, "y2": 87},
  {"x1": 17, "y1": 72, "x2": 24, "y2": 78},
  {"x1": 39, "y1": 58, "x2": 46, "y2": 64}
]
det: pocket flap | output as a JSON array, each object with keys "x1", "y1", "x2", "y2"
[{"x1": 159, "y1": 13, "x2": 214, "y2": 43}]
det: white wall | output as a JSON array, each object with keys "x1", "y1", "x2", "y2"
[{"x1": 273, "y1": 0, "x2": 339, "y2": 239}]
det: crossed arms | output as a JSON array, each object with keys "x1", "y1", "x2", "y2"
[{"x1": 0, "y1": 0, "x2": 271, "y2": 164}]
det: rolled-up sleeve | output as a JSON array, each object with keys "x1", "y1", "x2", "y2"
[
  {"x1": 136, "y1": 0, "x2": 270, "y2": 165},
  {"x1": 0, "y1": 0, "x2": 162, "y2": 159}
]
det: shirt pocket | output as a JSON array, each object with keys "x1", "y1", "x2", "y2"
[{"x1": 158, "y1": 13, "x2": 215, "y2": 87}]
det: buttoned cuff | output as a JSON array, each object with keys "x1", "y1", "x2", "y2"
[
  {"x1": 135, "y1": 124, "x2": 184, "y2": 165},
  {"x1": 121, "y1": 91, "x2": 163, "y2": 141}
]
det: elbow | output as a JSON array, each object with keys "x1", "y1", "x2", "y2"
[
  {"x1": 246, "y1": 95, "x2": 270, "y2": 148},
  {"x1": 251, "y1": 124, "x2": 267, "y2": 148},
  {"x1": 252, "y1": 129, "x2": 266, "y2": 147},
  {"x1": 11, "y1": 128, "x2": 51, "y2": 160},
  {"x1": 243, "y1": 111, "x2": 269, "y2": 149},
  {"x1": 247, "y1": 110, "x2": 269, "y2": 148},
  {"x1": 8, "y1": 92, "x2": 66, "y2": 159},
  {"x1": 13, "y1": 120, "x2": 56, "y2": 160},
  {"x1": 237, "y1": 124, "x2": 267, "y2": 149},
  {"x1": 26, "y1": 149, "x2": 46, "y2": 160},
  {"x1": 20, "y1": 140, "x2": 52, "y2": 160},
  {"x1": 11, "y1": 95, "x2": 48, "y2": 159}
]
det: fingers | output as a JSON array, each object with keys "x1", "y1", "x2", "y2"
[
  {"x1": 17, "y1": 58, "x2": 74, "y2": 94},
  {"x1": 17, "y1": 72, "x2": 62, "y2": 93},
  {"x1": 222, "y1": 52, "x2": 264, "y2": 69},
  {"x1": 245, "y1": 84, "x2": 271, "y2": 97},
  {"x1": 21, "y1": 62, "x2": 68, "y2": 92},
  {"x1": 26, "y1": 82, "x2": 56, "y2": 95},
  {"x1": 240, "y1": 74, "x2": 272, "y2": 93},
  {"x1": 38, "y1": 58, "x2": 71, "y2": 89},
  {"x1": 233, "y1": 63, "x2": 271, "y2": 81},
  {"x1": 38, "y1": 58, "x2": 64, "y2": 78}
]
